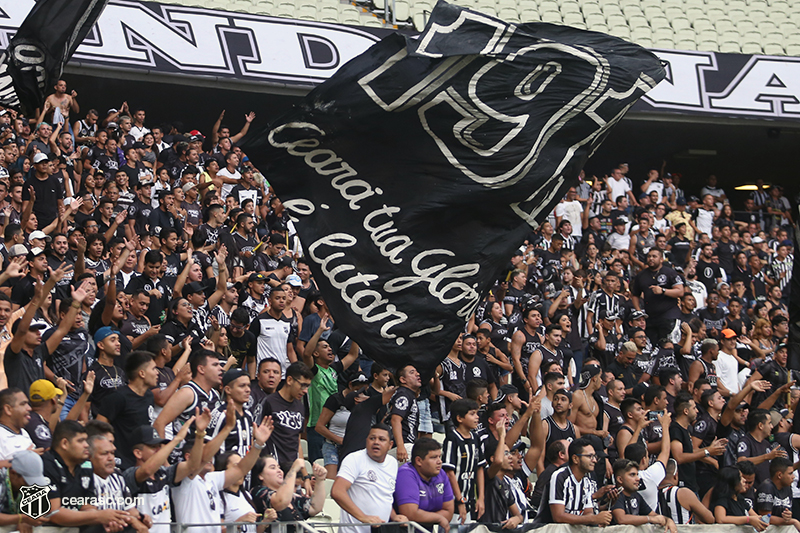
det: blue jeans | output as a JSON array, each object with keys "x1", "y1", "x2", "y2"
[
  {"x1": 306, "y1": 426, "x2": 325, "y2": 463},
  {"x1": 60, "y1": 395, "x2": 77, "y2": 420}
]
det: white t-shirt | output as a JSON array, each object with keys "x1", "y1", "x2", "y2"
[
  {"x1": 606, "y1": 177, "x2": 631, "y2": 204},
  {"x1": 639, "y1": 461, "x2": 666, "y2": 512},
  {"x1": 540, "y1": 396, "x2": 554, "y2": 420},
  {"x1": 606, "y1": 232, "x2": 631, "y2": 251},
  {"x1": 222, "y1": 489, "x2": 256, "y2": 533},
  {"x1": 337, "y1": 448, "x2": 398, "y2": 533},
  {"x1": 0, "y1": 425, "x2": 34, "y2": 460},
  {"x1": 130, "y1": 125, "x2": 151, "y2": 142},
  {"x1": 645, "y1": 181, "x2": 664, "y2": 202},
  {"x1": 555, "y1": 200, "x2": 583, "y2": 237},
  {"x1": 715, "y1": 351, "x2": 741, "y2": 395},
  {"x1": 172, "y1": 471, "x2": 226, "y2": 533},
  {"x1": 218, "y1": 168, "x2": 242, "y2": 200}
]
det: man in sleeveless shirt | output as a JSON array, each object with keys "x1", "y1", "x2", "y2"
[
  {"x1": 688, "y1": 339, "x2": 730, "y2": 398},
  {"x1": 538, "y1": 389, "x2": 579, "y2": 473},
  {"x1": 153, "y1": 349, "x2": 222, "y2": 458}
]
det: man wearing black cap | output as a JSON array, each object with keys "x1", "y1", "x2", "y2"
[
  {"x1": 123, "y1": 420, "x2": 197, "y2": 533},
  {"x1": 206, "y1": 369, "x2": 253, "y2": 455},
  {"x1": 265, "y1": 255, "x2": 294, "y2": 287},
  {"x1": 10, "y1": 246, "x2": 50, "y2": 310},
  {"x1": 570, "y1": 365, "x2": 607, "y2": 440},
  {"x1": 588, "y1": 309, "x2": 621, "y2": 369},
  {"x1": 96, "y1": 351, "x2": 159, "y2": 469},
  {"x1": 750, "y1": 343, "x2": 800, "y2": 410},
  {"x1": 240, "y1": 272, "x2": 268, "y2": 321}
]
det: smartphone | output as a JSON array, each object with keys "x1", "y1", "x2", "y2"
[{"x1": 647, "y1": 411, "x2": 664, "y2": 421}]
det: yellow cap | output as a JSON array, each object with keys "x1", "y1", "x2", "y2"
[{"x1": 29, "y1": 380, "x2": 63, "y2": 402}]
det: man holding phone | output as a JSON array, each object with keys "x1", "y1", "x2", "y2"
[{"x1": 691, "y1": 388, "x2": 728, "y2": 498}]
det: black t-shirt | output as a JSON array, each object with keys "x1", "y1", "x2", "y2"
[
  {"x1": 84, "y1": 361, "x2": 127, "y2": 418},
  {"x1": 228, "y1": 329, "x2": 257, "y2": 368},
  {"x1": 716, "y1": 239, "x2": 738, "y2": 274},
  {"x1": 261, "y1": 392, "x2": 307, "y2": 466},
  {"x1": 4, "y1": 343, "x2": 48, "y2": 398},
  {"x1": 698, "y1": 307, "x2": 726, "y2": 336},
  {"x1": 696, "y1": 260, "x2": 722, "y2": 292},
  {"x1": 45, "y1": 328, "x2": 92, "y2": 400},
  {"x1": 612, "y1": 490, "x2": 651, "y2": 520},
  {"x1": 42, "y1": 449, "x2": 95, "y2": 509},
  {"x1": 24, "y1": 412, "x2": 52, "y2": 450},
  {"x1": 162, "y1": 251, "x2": 183, "y2": 279},
  {"x1": 390, "y1": 386, "x2": 420, "y2": 445},
  {"x1": 667, "y1": 237, "x2": 692, "y2": 269},
  {"x1": 23, "y1": 174, "x2": 63, "y2": 227},
  {"x1": 125, "y1": 275, "x2": 171, "y2": 326},
  {"x1": 463, "y1": 354, "x2": 496, "y2": 385},
  {"x1": 10, "y1": 274, "x2": 38, "y2": 308},
  {"x1": 480, "y1": 475, "x2": 516, "y2": 524},
  {"x1": 608, "y1": 360, "x2": 638, "y2": 390},
  {"x1": 128, "y1": 198, "x2": 152, "y2": 236},
  {"x1": 339, "y1": 390, "x2": 385, "y2": 462},
  {"x1": 121, "y1": 315, "x2": 150, "y2": 339},
  {"x1": 669, "y1": 421, "x2": 697, "y2": 492},
  {"x1": 98, "y1": 386, "x2": 156, "y2": 470},
  {"x1": 755, "y1": 478, "x2": 792, "y2": 516},
  {"x1": 713, "y1": 495, "x2": 751, "y2": 518},
  {"x1": 737, "y1": 432, "x2": 773, "y2": 485},
  {"x1": 630, "y1": 265, "x2": 682, "y2": 320}
]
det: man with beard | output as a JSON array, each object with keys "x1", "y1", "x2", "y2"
[
  {"x1": 509, "y1": 307, "x2": 542, "y2": 399},
  {"x1": 47, "y1": 233, "x2": 75, "y2": 304},
  {"x1": 459, "y1": 333, "x2": 497, "y2": 398},
  {"x1": 698, "y1": 292, "x2": 726, "y2": 340},
  {"x1": 696, "y1": 243, "x2": 723, "y2": 293},
  {"x1": 229, "y1": 213, "x2": 258, "y2": 272},
  {"x1": 630, "y1": 248, "x2": 684, "y2": 342},
  {"x1": 751, "y1": 343, "x2": 800, "y2": 409}
]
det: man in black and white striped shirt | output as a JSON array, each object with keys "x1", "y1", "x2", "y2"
[
  {"x1": 768, "y1": 241, "x2": 793, "y2": 294},
  {"x1": 533, "y1": 437, "x2": 611, "y2": 525}
]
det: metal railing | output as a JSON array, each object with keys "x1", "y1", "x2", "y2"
[{"x1": 164, "y1": 521, "x2": 434, "y2": 533}]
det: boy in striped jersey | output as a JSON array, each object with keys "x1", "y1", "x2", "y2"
[{"x1": 442, "y1": 399, "x2": 485, "y2": 523}]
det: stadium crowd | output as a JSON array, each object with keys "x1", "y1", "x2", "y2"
[{"x1": 0, "y1": 79, "x2": 797, "y2": 533}]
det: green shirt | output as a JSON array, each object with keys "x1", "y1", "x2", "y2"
[{"x1": 308, "y1": 363, "x2": 338, "y2": 427}]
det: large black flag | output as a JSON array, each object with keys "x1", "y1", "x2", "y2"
[
  {"x1": 243, "y1": 1, "x2": 665, "y2": 377},
  {"x1": 0, "y1": 0, "x2": 108, "y2": 113}
]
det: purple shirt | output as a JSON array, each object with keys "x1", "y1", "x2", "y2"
[{"x1": 394, "y1": 463, "x2": 454, "y2": 512}]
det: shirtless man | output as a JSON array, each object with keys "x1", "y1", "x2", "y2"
[
  {"x1": 44, "y1": 80, "x2": 79, "y2": 124},
  {"x1": 569, "y1": 364, "x2": 609, "y2": 441}
]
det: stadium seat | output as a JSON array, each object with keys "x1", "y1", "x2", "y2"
[
  {"x1": 563, "y1": 11, "x2": 585, "y2": 24},
  {"x1": 628, "y1": 15, "x2": 650, "y2": 28},
  {"x1": 314, "y1": 457, "x2": 325, "y2": 467},
  {"x1": 542, "y1": 10, "x2": 562, "y2": 22},
  {"x1": 301, "y1": 439, "x2": 308, "y2": 459},
  {"x1": 764, "y1": 42, "x2": 785, "y2": 54},
  {"x1": 786, "y1": 42, "x2": 800, "y2": 55},
  {"x1": 741, "y1": 41, "x2": 763, "y2": 53},
  {"x1": 322, "y1": 497, "x2": 341, "y2": 522},
  {"x1": 650, "y1": 16, "x2": 672, "y2": 30},
  {"x1": 392, "y1": 0, "x2": 410, "y2": 22},
  {"x1": 671, "y1": 17, "x2": 692, "y2": 30},
  {"x1": 304, "y1": 459, "x2": 313, "y2": 474},
  {"x1": 609, "y1": 24, "x2": 631, "y2": 38},
  {"x1": 520, "y1": 8, "x2": 541, "y2": 21},
  {"x1": 297, "y1": 6, "x2": 317, "y2": 20},
  {"x1": 719, "y1": 40, "x2": 742, "y2": 52},
  {"x1": 432, "y1": 432, "x2": 446, "y2": 444}
]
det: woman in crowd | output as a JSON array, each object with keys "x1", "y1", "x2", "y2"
[
  {"x1": 711, "y1": 467, "x2": 767, "y2": 530},
  {"x1": 250, "y1": 457, "x2": 328, "y2": 525}
]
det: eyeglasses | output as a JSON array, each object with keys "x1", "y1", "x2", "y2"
[
  {"x1": 577, "y1": 453, "x2": 598, "y2": 460},
  {"x1": 229, "y1": 324, "x2": 246, "y2": 331},
  {"x1": 298, "y1": 382, "x2": 312, "y2": 389}
]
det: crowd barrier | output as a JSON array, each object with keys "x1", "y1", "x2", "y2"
[{"x1": 13, "y1": 522, "x2": 799, "y2": 533}]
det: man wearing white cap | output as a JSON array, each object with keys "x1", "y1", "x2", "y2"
[
  {"x1": 10, "y1": 247, "x2": 49, "y2": 311},
  {"x1": 0, "y1": 450, "x2": 51, "y2": 527},
  {"x1": 22, "y1": 151, "x2": 63, "y2": 230}
]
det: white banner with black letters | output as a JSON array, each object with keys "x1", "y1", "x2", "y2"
[{"x1": 0, "y1": 0, "x2": 797, "y2": 120}]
